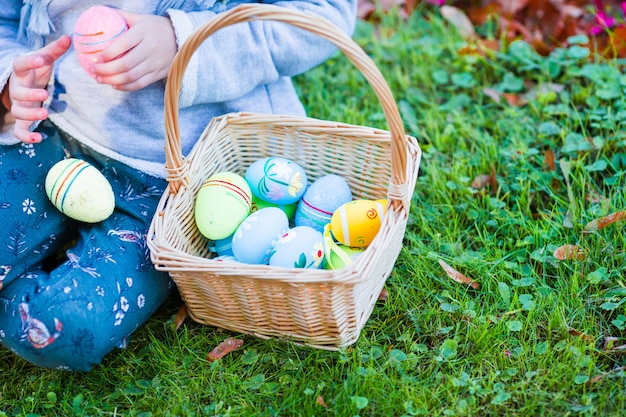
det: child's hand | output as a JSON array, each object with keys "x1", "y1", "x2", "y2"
[
  {"x1": 9, "y1": 36, "x2": 71, "y2": 143},
  {"x1": 91, "y1": 12, "x2": 177, "y2": 91}
]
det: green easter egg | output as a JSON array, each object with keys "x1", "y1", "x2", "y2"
[
  {"x1": 194, "y1": 172, "x2": 251, "y2": 240},
  {"x1": 322, "y1": 244, "x2": 365, "y2": 270},
  {"x1": 45, "y1": 158, "x2": 115, "y2": 223},
  {"x1": 250, "y1": 194, "x2": 297, "y2": 220}
]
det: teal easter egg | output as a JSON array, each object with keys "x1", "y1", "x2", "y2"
[
  {"x1": 269, "y1": 226, "x2": 324, "y2": 269},
  {"x1": 244, "y1": 157, "x2": 307, "y2": 205},
  {"x1": 250, "y1": 194, "x2": 297, "y2": 220},
  {"x1": 208, "y1": 233, "x2": 234, "y2": 256},
  {"x1": 322, "y1": 245, "x2": 365, "y2": 270},
  {"x1": 194, "y1": 172, "x2": 251, "y2": 240},
  {"x1": 45, "y1": 158, "x2": 115, "y2": 223},
  {"x1": 295, "y1": 174, "x2": 352, "y2": 232},
  {"x1": 231, "y1": 207, "x2": 289, "y2": 264},
  {"x1": 329, "y1": 199, "x2": 387, "y2": 247}
]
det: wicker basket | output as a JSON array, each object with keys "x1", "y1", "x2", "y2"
[{"x1": 147, "y1": 4, "x2": 422, "y2": 350}]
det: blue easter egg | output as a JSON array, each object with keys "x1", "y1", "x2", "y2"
[
  {"x1": 295, "y1": 174, "x2": 352, "y2": 232},
  {"x1": 244, "y1": 157, "x2": 307, "y2": 205},
  {"x1": 231, "y1": 207, "x2": 289, "y2": 264},
  {"x1": 269, "y1": 226, "x2": 325, "y2": 269},
  {"x1": 208, "y1": 234, "x2": 234, "y2": 256}
]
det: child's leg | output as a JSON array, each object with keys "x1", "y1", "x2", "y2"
[{"x1": 0, "y1": 123, "x2": 173, "y2": 371}]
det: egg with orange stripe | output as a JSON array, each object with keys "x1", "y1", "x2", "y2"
[
  {"x1": 194, "y1": 172, "x2": 252, "y2": 240},
  {"x1": 329, "y1": 199, "x2": 387, "y2": 247},
  {"x1": 73, "y1": 6, "x2": 128, "y2": 77},
  {"x1": 45, "y1": 158, "x2": 115, "y2": 223}
]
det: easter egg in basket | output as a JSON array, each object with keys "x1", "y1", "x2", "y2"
[
  {"x1": 322, "y1": 244, "x2": 365, "y2": 270},
  {"x1": 208, "y1": 233, "x2": 234, "y2": 257},
  {"x1": 269, "y1": 226, "x2": 325, "y2": 269},
  {"x1": 250, "y1": 194, "x2": 297, "y2": 221},
  {"x1": 45, "y1": 158, "x2": 115, "y2": 223},
  {"x1": 295, "y1": 174, "x2": 352, "y2": 232},
  {"x1": 73, "y1": 6, "x2": 128, "y2": 76},
  {"x1": 231, "y1": 207, "x2": 289, "y2": 264},
  {"x1": 194, "y1": 172, "x2": 251, "y2": 240},
  {"x1": 329, "y1": 199, "x2": 387, "y2": 247},
  {"x1": 244, "y1": 157, "x2": 307, "y2": 205}
]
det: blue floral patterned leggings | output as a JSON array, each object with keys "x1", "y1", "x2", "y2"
[{"x1": 0, "y1": 121, "x2": 173, "y2": 371}]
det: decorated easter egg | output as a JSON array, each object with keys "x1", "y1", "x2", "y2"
[
  {"x1": 194, "y1": 172, "x2": 251, "y2": 240},
  {"x1": 73, "y1": 6, "x2": 128, "y2": 76},
  {"x1": 269, "y1": 226, "x2": 324, "y2": 269},
  {"x1": 295, "y1": 174, "x2": 352, "y2": 232},
  {"x1": 45, "y1": 158, "x2": 115, "y2": 223},
  {"x1": 213, "y1": 255, "x2": 239, "y2": 263},
  {"x1": 231, "y1": 207, "x2": 289, "y2": 264},
  {"x1": 323, "y1": 244, "x2": 365, "y2": 270},
  {"x1": 208, "y1": 234, "x2": 234, "y2": 257},
  {"x1": 250, "y1": 194, "x2": 297, "y2": 220},
  {"x1": 330, "y1": 199, "x2": 387, "y2": 247},
  {"x1": 244, "y1": 157, "x2": 307, "y2": 205}
]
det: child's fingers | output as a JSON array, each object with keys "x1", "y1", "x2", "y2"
[{"x1": 13, "y1": 119, "x2": 42, "y2": 143}]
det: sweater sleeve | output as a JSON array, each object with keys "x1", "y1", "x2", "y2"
[{"x1": 166, "y1": 0, "x2": 357, "y2": 108}]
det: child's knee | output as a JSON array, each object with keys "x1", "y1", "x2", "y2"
[{"x1": 0, "y1": 269, "x2": 171, "y2": 371}]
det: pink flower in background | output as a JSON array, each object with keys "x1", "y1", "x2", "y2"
[
  {"x1": 425, "y1": 0, "x2": 446, "y2": 5},
  {"x1": 590, "y1": 0, "x2": 626, "y2": 35}
]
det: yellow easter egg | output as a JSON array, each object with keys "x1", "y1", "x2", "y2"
[
  {"x1": 329, "y1": 199, "x2": 387, "y2": 247},
  {"x1": 45, "y1": 158, "x2": 115, "y2": 223}
]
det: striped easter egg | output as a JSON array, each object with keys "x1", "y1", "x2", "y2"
[
  {"x1": 73, "y1": 6, "x2": 128, "y2": 76},
  {"x1": 194, "y1": 172, "x2": 252, "y2": 240},
  {"x1": 45, "y1": 158, "x2": 115, "y2": 223},
  {"x1": 329, "y1": 199, "x2": 387, "y2": 247}
]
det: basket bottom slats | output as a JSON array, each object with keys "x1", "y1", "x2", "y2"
[{"x1": 172, "y1": 271, "x2": 362, "y2": 348}]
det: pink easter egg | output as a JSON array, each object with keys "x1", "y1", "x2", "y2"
[{"x1": 73, "y1": 6, "x2": 128, "y2": 77}]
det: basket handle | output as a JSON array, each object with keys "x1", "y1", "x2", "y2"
[{"x1": 164, "y1": 3, "x2": 409, "y2": 206}]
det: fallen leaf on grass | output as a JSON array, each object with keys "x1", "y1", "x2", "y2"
[
  {"x1": 378, "y1": 288, "x2": 388, "y2": 301},
  {"x1": 603, "y1": 336, "x2": 619, "y2": 351},
  {"x1": 316, "y1": 395, "x2": 328, "y2": 407},
  {"x1": 584, "y1": 211, "x2": 626, "y2": 232},
  {"x1": 207, "y1": 337, "x2": 244, "y2": 361},
  {"x1": 568, "y1": 328, "x2": 594, "y2": 342},
  {"x1": 553, "y1": 244, "x2": 587, "y2": 261},
  {"x1": 588, "y1": 365, "x2": 626, "y2": 385},
  {"x1": 441, "y1": 5, "x2": 476, "y2": 39},
  {"x1": 438, "y1": 259, "x2": 480, "y2": 289},
  {"x1": 175, "y1": 304, "x2": 188, "y2": 331},
  {"x1": 544, "y1": 149, "x2": 556, "y2": 171}
]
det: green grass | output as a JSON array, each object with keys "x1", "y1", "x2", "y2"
[{"x1": 4, "y1": 6, "x2": 626, "y2": 416}]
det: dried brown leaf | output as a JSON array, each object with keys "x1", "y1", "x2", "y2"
[
  {"x1": 441, "y1": 5, "x2": 476, "y2": 39},
  {"x1": 316, "y1": 395, "x2": 328, "y2": 408},
  {"x1": 482, "y1": 87, "x2": 501, "y2": 102},
  {"x1": 588, "y1": 365, "x2": 626, "y2": 385},
  {"x1": 438, "y1": 259, "x2": 480, "y2": 289},
  {"x1": 584, "y1": 211, "x2": 626, "y2": 232},
  {"x1": 568, "y1": 328, "x2": 594, "y2": 342},
  {"x1": 175, "y1": 304, "x2": 188, "y2": 331},
  {"x1": 472, "y1": 174, "x2": 492, "y2": 189},
  {"x1": 544, "y1": 149, "x2": 556, "y2": 171},
  {"x1": 207, "y1": 337, "x2": 244, "y2": 361},
  {"x1": 553, "y1": 244, "x2": 586, "y2": 261},
  {"x1": 378, "y1": 288, "x2": 388, "y2": 301}
]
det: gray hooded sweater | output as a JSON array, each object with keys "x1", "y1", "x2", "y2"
[{"x1": 0, "y1": 0, "x2": 357, "y2": 177}]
